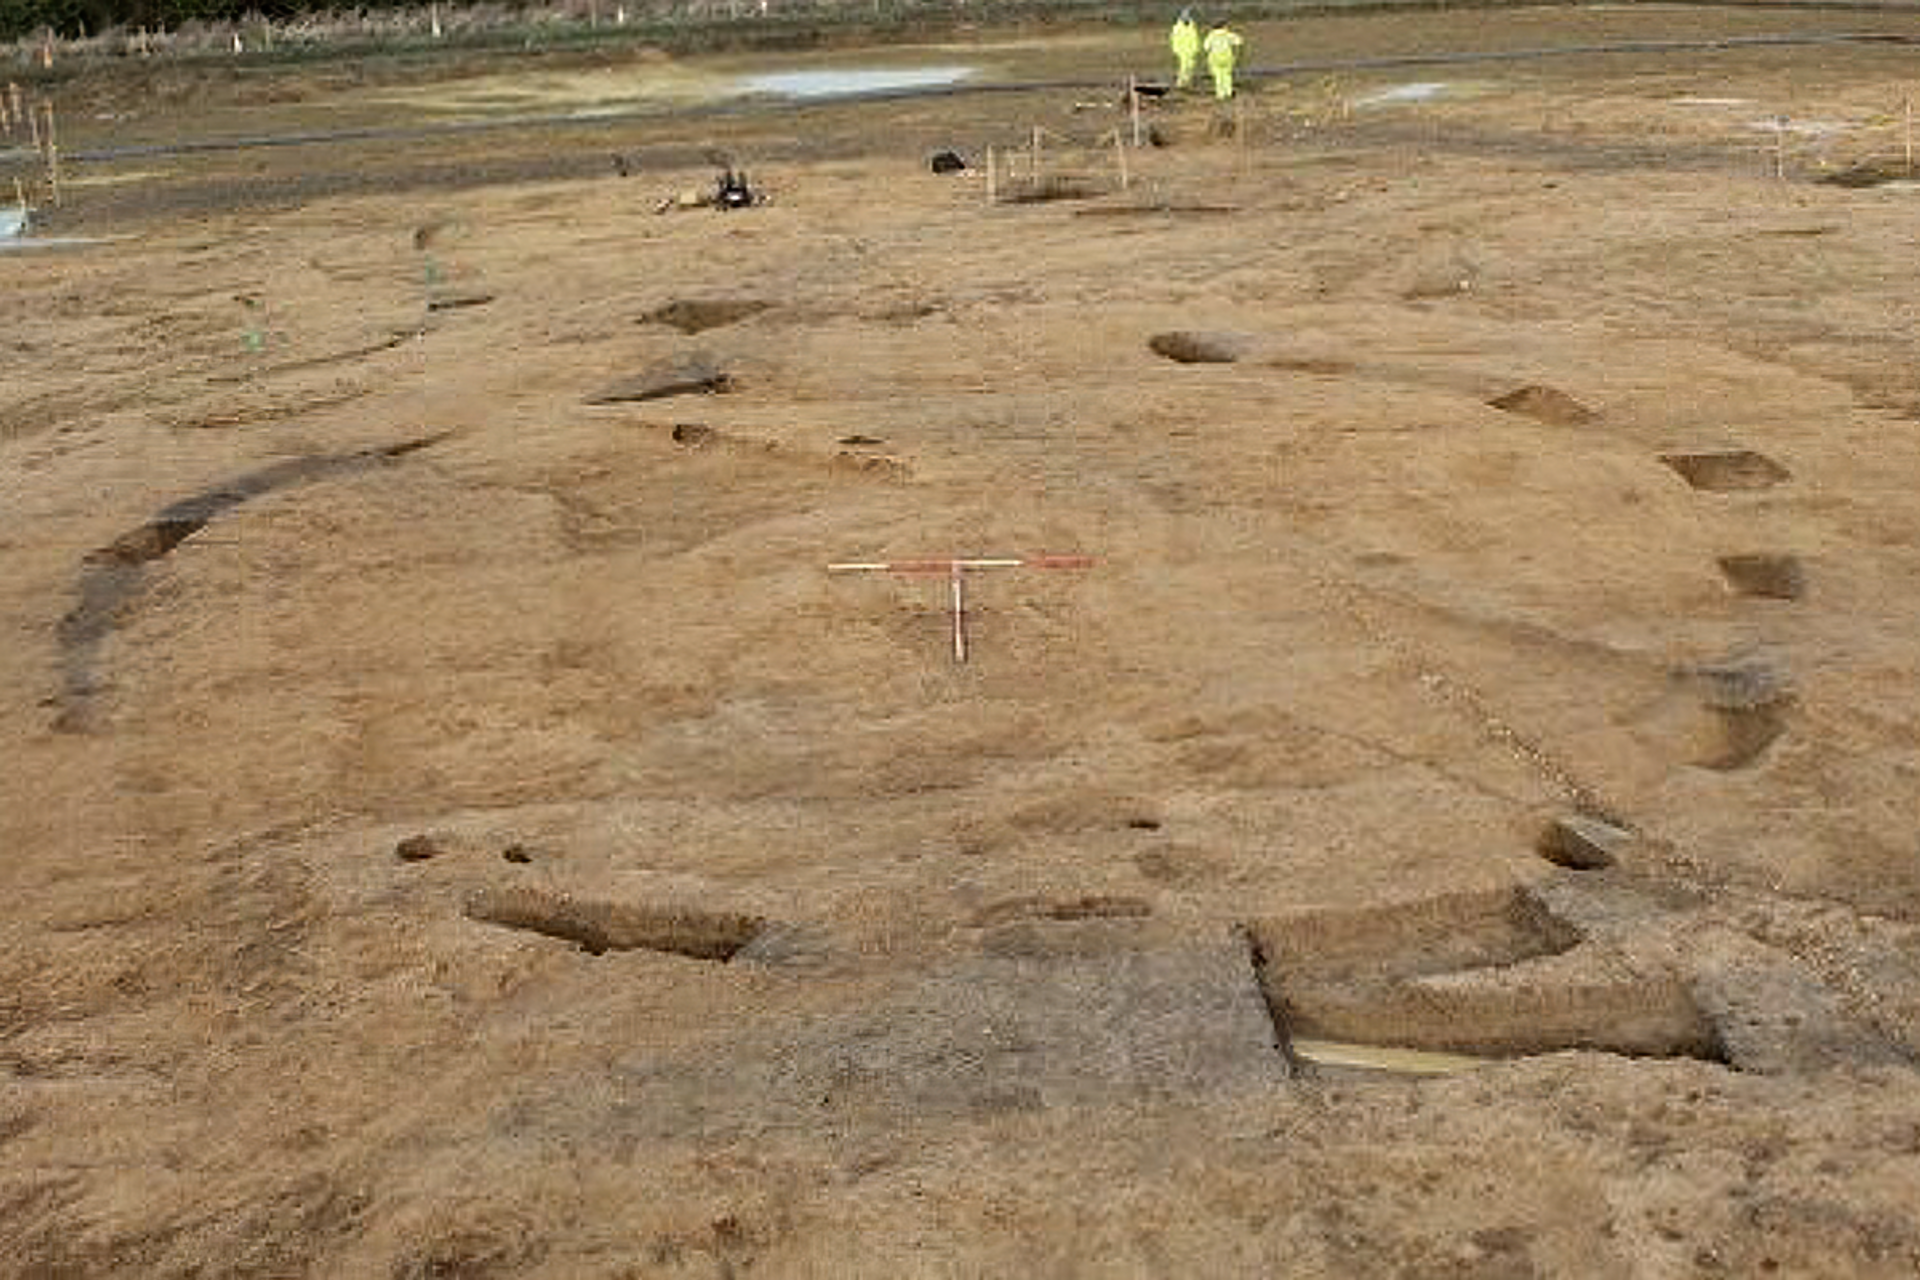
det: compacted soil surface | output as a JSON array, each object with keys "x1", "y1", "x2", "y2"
[{"x1": 4, "y1": 6, "x2": 1920, "y2": 1276}]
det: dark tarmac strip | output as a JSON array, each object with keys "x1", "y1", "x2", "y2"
[{"x1": 61, "y1": 29, "x2": 1920, "y2": 164}]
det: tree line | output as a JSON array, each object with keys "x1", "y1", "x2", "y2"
[
  {"x1": 7, "y1": 0, "x2": 1149, "y2": 48},
  {"x1": 1, "y1": 2, "x2": 433, "y2": 40}
]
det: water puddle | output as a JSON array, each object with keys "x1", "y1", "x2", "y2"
[
  {"x1": 1, "y1": 211, "x2": 125, "y2": 253},
  {"x1": 736, "y1": 65, "x2": 975, "y2": 100},
  {"x1": 0, "y1": 236, "x2": 123, "y2": 252},
  {"x1": 64, "y1": 169, "x2": 169, "y2": 188},
  {"x1": 1746, "y1": 118, "x2": 1852, "y2": 137},
  {"x1": 1356, "y1": 82, "x2": 1455, "y2": 107}
]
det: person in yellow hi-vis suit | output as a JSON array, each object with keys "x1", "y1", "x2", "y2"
[
  {"x1": 1169, "y1": 9, "x2": 1201, "y2": 90},
  {"x1": 1203, "y1": 20, "x2": 1245, "y2": 100}
]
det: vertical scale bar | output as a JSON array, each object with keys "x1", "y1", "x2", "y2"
[
  {"x1": 826, "y1": 554, "x2": 1092, "y2": 663},
  {"x1": 950, "y1": 564, "x2": 968, "y2": 664}
]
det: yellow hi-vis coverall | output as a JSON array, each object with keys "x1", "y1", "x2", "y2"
[
  {"x1": 1204, "y1": 25, "x2": 1244, "y2": 100},
  {"x1": 1170, "y1": 17, "x2": 1200, "y2": 89}
]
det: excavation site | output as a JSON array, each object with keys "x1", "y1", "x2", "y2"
[{"x1": 3, "y1": 3, "x2": 1920, "y2": 1275}]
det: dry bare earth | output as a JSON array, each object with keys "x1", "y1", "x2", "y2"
[{"x1": 5, "y1": 10, "x2": 1920, "y2": 1278}]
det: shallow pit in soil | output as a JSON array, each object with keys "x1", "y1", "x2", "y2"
[
  {"x1": 1536, "y1": 815, "x2": 1629, "y2": 870},
  {"x1": 1718, "y1": 553, "x2": 1806, "y2": 600},
  {"x1": 466, "y1": 885, "x2": 765, "y2": 960},
  {"x1": 1697, "y1": 702, "x2": 1790, "y2": 770},
  {"x1": 1660, "y1": 449, "x2": 1790, "y2": 491},
  {"x1": 1487, "y1": 384, "x2": 1596, "y2": 425},
  {"x1": 642, "y1": 298, "x2": 772, "y2": 334}
]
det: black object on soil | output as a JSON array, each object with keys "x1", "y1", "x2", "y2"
[{"x1": 716, "y1": 168, "x2": 757, "y2": 210}]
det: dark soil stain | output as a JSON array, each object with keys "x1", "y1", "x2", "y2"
[
  {"x1": 642, "y1": 299, "x2": 772, "y2": 334},
  {"x1": 1149, "y1": 331, "x2": 1254, "y2": 364},
  {"x1": 54, "y1": 435, "x2": 445, "y2": 733},
  {"x1": 587, "y1": 355, "x2": 732, "y2": 404},
  {"x1": 427, "y1": 288, "x2": 496, "y2": 312}
]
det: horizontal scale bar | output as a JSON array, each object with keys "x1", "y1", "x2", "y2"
[{"x1": 828, "y1": 554, "x2": 1094, "y2": 574}]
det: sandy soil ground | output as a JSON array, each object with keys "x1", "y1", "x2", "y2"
[{"x1": 6, "y1": 6, "x2": 1920, "y2": 1277}]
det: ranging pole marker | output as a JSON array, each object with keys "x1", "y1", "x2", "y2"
[{"x1": 828, "y1": 554, "x2": 1094, "y2": 663}]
